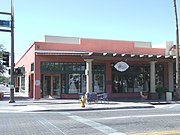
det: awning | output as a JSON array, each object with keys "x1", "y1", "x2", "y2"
[{"x1": 35, "y1": 50, "x2": 175, "y2": 60}]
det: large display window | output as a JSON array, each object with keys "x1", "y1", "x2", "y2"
[
  {"x1": 112, "y1": 63, "x2": 164, "y2": 93},
  {"x1": 41, "y1": 62, "x2": 106, "y2": 94},
  {"x1": 94, "y1": 74, "x2": 105, "y2": 93},
  {"x1": 81, "y1": 74, "x2": 86, "y2": 93},
  {"x1": 69, "y1": 74, "x2": 81, "y2": 93}
]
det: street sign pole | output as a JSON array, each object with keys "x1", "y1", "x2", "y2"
[
  {"x1": 9, "y1": 0, "x2": 15, "y2": 103},
  {"x1": 0, "y1": 0, "x2": 15, "y2": 103}
]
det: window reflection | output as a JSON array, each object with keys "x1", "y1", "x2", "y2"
[
  {"x1": 94, "y1": 74, "x2": 104, "y2": 93},
  {"x1": 112, "y1": 64, "x2": 163, "y2": 93},
  {"x1": 40, "y1": 62, "x2": 106, "y2": 94},
  {"x1": 69, "y1": 74, "x2": 80, "y2": 93},
  {"x1": 82, "y1": 74, "x2": 86, "y2": 93},
  {"x1": 53, "y1": 76, "x2": 60, "y2": 96},
  {"x1": 21, "y1": 76, "x2": 25, "y2": 94}
]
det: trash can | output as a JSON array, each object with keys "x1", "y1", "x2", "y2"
[{"x1": 166, "y1": 92, "x2": 172, "y2": 101}]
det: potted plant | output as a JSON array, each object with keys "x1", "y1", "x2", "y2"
[{"x1": 155, "y1": 85, "x2": 168, "y2": 99}]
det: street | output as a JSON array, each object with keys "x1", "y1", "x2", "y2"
[{"x1": 0, "y1": 107, "x2": 180, "y2": 135}]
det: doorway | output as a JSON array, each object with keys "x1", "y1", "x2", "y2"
[{"x1": 43, "y1": 75, "x2": 61, "y2": 98}]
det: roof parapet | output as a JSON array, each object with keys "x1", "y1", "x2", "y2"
[
  {"x1": 44, "y1": 35, "x2": 80, "y2": 44},
  {"x1": 134, "y1": 41, "x2": 152, "y2": 48}
]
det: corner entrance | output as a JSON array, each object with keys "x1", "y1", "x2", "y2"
[{"x1": 43, "y1": 75, "x2": 61, "y2": 98}]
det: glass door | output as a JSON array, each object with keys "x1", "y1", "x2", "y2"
[
  {"x1": 52, "y1": 75, "x2": 61, "y2": 98},
  {"x1": 44, "y1": 76, "x2": 51, "y2": 97},
  {"x1": 43, "y1": 75, "x2": 61, "y2": 98}
]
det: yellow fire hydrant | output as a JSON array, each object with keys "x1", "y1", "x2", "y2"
[{"x1": 80, "y1": 96, "x2": 86, "y2": 108}]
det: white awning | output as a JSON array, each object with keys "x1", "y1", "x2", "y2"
[{"x1": 35, "y1": 50, "x2": 174, "y2": 59}]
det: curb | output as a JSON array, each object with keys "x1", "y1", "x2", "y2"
[{"x1": 30, "y1": 105, "x2": 155, "y2": 112}]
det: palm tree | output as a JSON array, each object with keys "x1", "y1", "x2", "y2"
[{"x1": 173, "y1": 0, "x2": 180, "y2": 100}]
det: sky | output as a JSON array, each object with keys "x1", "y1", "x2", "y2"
[{"x1": 0, "y1": 0, "x2": 180, "y2": 62}]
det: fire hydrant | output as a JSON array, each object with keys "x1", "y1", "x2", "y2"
[{"x1": 80, "y1": 96, "x2": 86, "y2": 108}]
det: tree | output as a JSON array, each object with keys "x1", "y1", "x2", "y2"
[
  {"x1": 173, "y1": 0, "x2": 180, "y2": 100},
  {"x1": 0, "y1": 74, "x2": 6, "y2": 83},
  {"x1": 0, "y1": 44, "x2": 8, "y2": 73}
]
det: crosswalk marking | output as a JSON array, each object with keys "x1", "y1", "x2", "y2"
[
  {"x1": 99, "y1": 113, "x2": 180, "y2": 120},
  {"x1": 154, "y1": 104, "x2": 180, "y2": 109},
  {"x1": 59, "y1": 112, "x2": 126, "y2": 135}
]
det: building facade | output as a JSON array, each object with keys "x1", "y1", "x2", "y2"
[{"x1": 15, "y1": 35, "x2": 175, "y2": 99}]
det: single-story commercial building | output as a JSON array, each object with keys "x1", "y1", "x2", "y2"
[{"x1": 15, "y1": 35, "x2": 177, "y2": 100}]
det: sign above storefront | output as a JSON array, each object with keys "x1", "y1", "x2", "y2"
[{"x1": 114, "y1": 61, "x2": 129, "y2": 72}]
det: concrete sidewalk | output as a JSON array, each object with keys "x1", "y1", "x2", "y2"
[
  {"x1": 2, "y1": 91, "x2": 179, "y2": 112},
  {"x1": 1, "y1": 87, "x2": 178, "y2": 112},
  {"x1": 0, "y1": 95, "x2": 155, "y2": 112}
]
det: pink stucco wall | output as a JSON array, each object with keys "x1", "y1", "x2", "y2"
[
  {"x1": 34, "y1": 38, "x2": 165, "y2": 55},
  {"x1": 15, "y1": 44, "x2": 35, "y2": 98},
  {"x1": 15, "y1": 44, "x2": 35, "y2": 69}
]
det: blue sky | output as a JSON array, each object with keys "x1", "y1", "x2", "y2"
[{"x1": 0, "y1": 0, "x2": 179, "y2": 62}]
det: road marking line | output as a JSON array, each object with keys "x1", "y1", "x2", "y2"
[
  {"x1": 64, "y1": 113, "x2": 126, "y2": 135},
  {"x1": 99, "y1": 113, "x2": 180, "y2": 120},
  {"x1": 38, "y1": 118, "x2": 66, "y2": 135},
  {"x1": 129, "y1": 130, "x2": 180, "y2": 135}
]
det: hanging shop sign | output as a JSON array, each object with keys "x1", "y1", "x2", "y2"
[{"x1": 114, "y1": 61, "x2": 129, "y2": 72}]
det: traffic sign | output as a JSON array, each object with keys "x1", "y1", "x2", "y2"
[{"x1": 0, "y1": 20, "x2": 10, "y2": 28}]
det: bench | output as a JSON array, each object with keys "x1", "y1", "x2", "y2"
[
  {"x1": 86, "y1": 92, "x2": 98, "y2": 104},
  {"x1": 97, "y1": 93, "x2": 109, "y2": 103}
]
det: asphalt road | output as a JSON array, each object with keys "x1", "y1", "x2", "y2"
[{"x1": 1, "y1": 107, "x2": 180, "y2": 135}]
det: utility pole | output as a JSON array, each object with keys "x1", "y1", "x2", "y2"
[{"x1": 174, "y1": 0, "x2": 180, "y2": 100}]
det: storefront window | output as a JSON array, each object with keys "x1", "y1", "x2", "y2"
[
  {"x1": 41, "y1": 62, "x2": 86, "y2": 73},
  {"x1": 93, "y1": 64, "x2": 105, "y2": 71},
  {"x1": 46, "y1": 62, "x2": 54, "y2": 71},
  {"x1": 61, "y1": 74, "x2": 66, "y2": 94},
  {"x1": 59, "y1": 63, "x2": 64, "y2": 71},
  {"x1": 64, "y1": 63, "x2": 73, "y2": 71},
  {"x1": 54, "y1": 62, "x2": 59, "y2": 71},
  {"x1": 77, "y1": 63, "x2": 82, "y2": 71},
  {"x1": 127, "y1": 76, "x2": 134, "y2": 92},
  {"x1": 20, "y1": 76, "x2": 25, "y2": 94},
  {"x1": 53, "y1": 76, "x2": 60, "y2": 96},
  {"x1": 94, "y1": 74, "x2": 105, "y2": 93},
  {"x1": 41, "y1": 62, "x2": 106, "y2": 94},
  {"x1": 81, "y1": 74, "x2": 86, "y2": 93},
  {"x1": 69, "y1": 74, "x2": 80, "y2": 93},
  {"x1": 112, "y1": 63, "x2": 164, "y2": 93},
  {"x1": 155, "y1": 64, "x2": 164, "y2": 86},
  {"x1": 31, "y1": 63, "x2": 34, "y2": 71}
]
